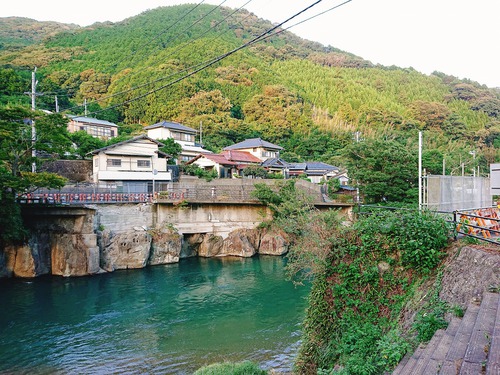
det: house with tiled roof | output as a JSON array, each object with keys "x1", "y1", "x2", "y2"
[
  {"x1": 187, "y1": 150, "x2": 263, "y2": 178},
  {"x1": 223, "y1": 138, "x2": 283, "y2": 161},
  {"x1": 67, "y1": 115, "x2": 118, "y2": 140},
  {"x1": 288, "y1": 161, "x2": 347, "y2": 184},
  {"x1": 145, "y1": 121, "x2": 211, "y2": 163},
  {"x1": 88, "y1": 135, "x2": 172, "y2": 189},
  {"x1": 261, "y1": 157, "x2": 289, "y2": 174}
]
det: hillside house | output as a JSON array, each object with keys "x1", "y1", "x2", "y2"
[
  {"x1": 288, "y1": 161, "x2": 346, "y2": 184},
  {"x1": 223, "y1": 138, "x2": 283, "y2": 161},
  {"x1": 145, "y1": 121, "x2": 211, "y2": 163},
  {"x1": 187, "y1": 150, "x2": 262, "y2": 178},
  {"x1": 67, "y1": 115, "x2": 118, "y2": 140},
  {"x1": 89, "y1": 135, "x2": 172, "y2": 190}
]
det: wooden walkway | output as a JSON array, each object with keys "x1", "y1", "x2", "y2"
[{"x1": 393, "y1": 292, "x2": 500, "y2": 374}]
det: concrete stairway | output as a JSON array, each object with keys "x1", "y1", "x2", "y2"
[{"x1": 392, "y1": 292, "x2": 500, "y2": 375}]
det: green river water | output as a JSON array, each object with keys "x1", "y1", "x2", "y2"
[{"x1": 0, "y1": 256, "x2": 309, "y2": 374}]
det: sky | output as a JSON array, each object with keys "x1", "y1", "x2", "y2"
[{"x1": 1, "y1": 0, "x2": 499, "y2": 88}]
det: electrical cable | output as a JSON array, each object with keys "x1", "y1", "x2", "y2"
[{"x1": 81, "y1": 0, "x2": 328, "y2": 118}]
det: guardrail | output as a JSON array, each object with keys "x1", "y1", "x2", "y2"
[
  {"x1": 454, "y1": 207, "x2": 500, "y2": 244},
  {"x1": 17, "y1": 183, "x2": 354, "y2": 206}
]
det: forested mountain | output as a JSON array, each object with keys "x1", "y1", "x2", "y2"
[
  {"x1": 0, "y1": 17, "x2": 80, "y2": 48},
  {"x1": 1, "y1": 4, "x2": 499, "y2": 203}
]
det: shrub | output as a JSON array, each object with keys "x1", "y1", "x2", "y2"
[{"x1": 193, "y1": 361, "x2": 266, "y2": 375}]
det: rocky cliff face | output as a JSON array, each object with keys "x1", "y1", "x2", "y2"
[{"x1": 0, "y1": 204, "x2": 288, "y2": 278}]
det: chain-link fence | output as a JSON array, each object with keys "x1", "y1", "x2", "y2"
[{"x1": 425, "y1": 175, "x2": 492, "y2": 212}]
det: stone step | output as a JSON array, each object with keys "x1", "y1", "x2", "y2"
[
  {"x1": 443, "y1": 302, "x2": 481, "y2": 362},
  {"x1": 391, "y1": 351, "x2": 411, "y2": 375},
  {"x1": 393, "y1": 293, "x2": 500, "y2": 375},
  {"x1": 392, "y1": 316, "x2": 461, "y2": 375},
  {"x1": 486, "y1": 291, "x2": 500, "y2": 375},
  {"x1": 423, "y1": 317, "x2": 462, "y2": 374},
  {"x1": 462, "y1": 292, "x2": 499, "y2": 368},
  {"x1": 396, "y1": 344, "x2": 426, "y2": 375},
  {"x1": 409, "y1": 329, "x2": 445, "y2": 375}
]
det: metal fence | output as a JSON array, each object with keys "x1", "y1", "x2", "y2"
[{"x1": 425, "y1": 175, "x2": 492, "y2": 212}]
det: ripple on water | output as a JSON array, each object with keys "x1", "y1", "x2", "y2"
[{"x1": 0, "y1": 256, "x2": 309, "y2": 373}]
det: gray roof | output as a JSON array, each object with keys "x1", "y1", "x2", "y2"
[
  {"x1": 68, "y1": 115, "x2": 118, "y2": 127},
  {"x1": 305, "y1": 162, "x2": 339, "y2": 172},
  {"x1": 261, "y1": 157, "x2": 289, "y2": 168},
  {"x1": 88, "y1": 135, "x2": 166, "y2": 155},
  {"x1": 223, "y1": 138, "x2": 283, "y2": 151},
  {"x1": 288, "y1": 162, "x2": 339, "y2": 173},
  {"x1": 144, "y1": 121, "x2": 197, "y2": 134}
]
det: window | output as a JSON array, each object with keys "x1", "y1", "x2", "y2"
[
  {"x1": 107, "y1": 159, "x2": 121, "y2": 167},
  {"x1": 137, "y1": 160, "x2": 150, "y2": 168},
  {"x1": 262, "y1": 150, "x2": 277, "y2": 158},
  {"x1": 94, "y1": 158, "x2": 98, "y2": 167}
]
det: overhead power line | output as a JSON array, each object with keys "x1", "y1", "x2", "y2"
[
  {"x1": 80, "y1": 0, "x2": 333, "y2": 119},
  {"x1": 59, "y1": 0, "x2": 246, "y2": 115}
]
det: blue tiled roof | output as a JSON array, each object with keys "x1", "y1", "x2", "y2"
[
  {"x1": 223, "y1": 138, "x2": 283, "y2": 151},
  {"x1": 305, "y1": 162, "x2": 339, "y2": 171},
  {"x1": 144, "y1": 121, "x2": 197, "y2": 133},
  {"x1": 261, "y1": 157, "x2": 289, "y2": 168},
  {"x1": 68, "y1": 115, "x2": 117, "y2": 127}
]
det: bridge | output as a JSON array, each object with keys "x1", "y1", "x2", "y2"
[{"x1": 18, "y1": 179, "x2": 355, "y2": 208}]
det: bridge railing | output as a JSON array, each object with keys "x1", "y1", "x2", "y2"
[{"x1": 17, "y1": 181, "x2": 353, "y2": 205}]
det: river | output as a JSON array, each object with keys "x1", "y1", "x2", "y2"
[{"x1": 0, "y1": 255, "x2": 309, "y2": 374}]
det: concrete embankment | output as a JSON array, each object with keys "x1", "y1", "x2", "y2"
[{"x1": 0, "y1": 202, "x2": 287, "y2": 278}]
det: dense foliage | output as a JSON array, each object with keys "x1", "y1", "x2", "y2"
[
  {"x1": 252, "y1": 180, "x2": 451, "y2": 374},
  {"x1": 0, "y1": 105, "x2": 71, "y2": 243},
  {"x1": 1, "y1": 6, "x2": 499, "y2": 202}
]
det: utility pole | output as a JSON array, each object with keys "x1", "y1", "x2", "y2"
[
  {"x1": 24, "y1": 67, "x2": 40, "y2": 172},
  {"x1": 84, "y1": 98, "x2": 88, "y2": 116},
  {"x1": 418, "y1": 131, "x2": 422, "y2": 211},
  {"x1": 199, "y1": 121, "x2": 203, "y2": 145},
  {"x1": 55, "y1": 95, "x2": 59, "y2": 113}
]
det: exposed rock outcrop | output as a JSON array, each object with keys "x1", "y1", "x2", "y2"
[
  {"x1": 198, "y1": 234, "x2": 224, "y2": 257},
  {"x1": 259, "y1": 228, "x2": 289, "y2": 255},
  {"x1": 99, "y1": 228, "x2": 151, "y2": 271},
  {"x1": 51, "y1": 234, "x2": 100, "y2": 276},
  {"x1": 220, "y1": 228, "x2": 261, "y2": 257},
  {"x1": 149, "y1": 227, "x2": 182, "y2": 265}
]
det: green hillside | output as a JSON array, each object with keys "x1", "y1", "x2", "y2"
[
  {"x1": 0, "y1": 17, "x2": 80, "y2": 49},
  {"x1": 1, "y1": 4, "x2": 499, "y2": 202}
]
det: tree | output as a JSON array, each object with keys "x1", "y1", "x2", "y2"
[
  {"x1": 69, "y1": 131, "x2": 106, "y2": 159},
  {"x1": 157, "y1": 138, "x2": 182, "y2": 164},
  {"x1": 0, "y1": 105, "x2": 70, "y2": 243},
  {"x1": 345, "y1": 137, "x2": 417, "y2": 203}
]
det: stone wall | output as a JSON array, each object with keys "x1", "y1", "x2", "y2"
[{"x1": 0, "y1": 202, "x2": 286, "y2": 278}]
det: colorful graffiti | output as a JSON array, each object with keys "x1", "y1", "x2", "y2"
[{"x1": 456, "y1": 207, "x2": 500, "y2": 240}]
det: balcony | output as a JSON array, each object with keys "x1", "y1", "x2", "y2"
[{"x1": 97, "y1": 170, "x2": 172, "y2": 181}]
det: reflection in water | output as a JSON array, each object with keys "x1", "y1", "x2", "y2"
[{"x1": 0, "y1": 256, "x2": 309, "y2": 374}]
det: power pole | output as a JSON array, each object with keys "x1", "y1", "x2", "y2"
[
  {"x1": 418, "y1": 131, "x2": 422, "y2": 211},
  {"x1": 24, "y1": 67, "x2": 40, "y2": 172},
  {"x1": 55, "y1": 95, "x2": 59, "y2": 113},
  {"x1": 199, "y1": 120, "x2": 203, "y2": 145}
]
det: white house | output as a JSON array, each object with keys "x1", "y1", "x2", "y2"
[
  {"x1": 88, "y1": 135, "x2": 171, "y2": 190},
  {"x1": 145, "y1": 121, "x2": 211, "y2": 163},
  {"x1": 223, "y1": 138, "x2": 283, "y2": 161},
  {"x1": 67, "y1": 115, "x2": 118, "y2": 140}
]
